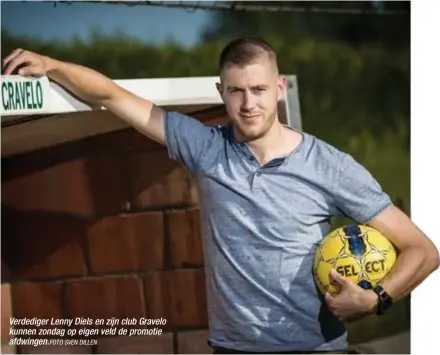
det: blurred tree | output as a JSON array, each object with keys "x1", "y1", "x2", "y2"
[{"x1": 202, "y1": 1, "x2": 410, "y2": 48}]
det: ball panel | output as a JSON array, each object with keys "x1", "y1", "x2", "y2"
[
  {"x1": 319, "y1": 233, "x2": 345, "y2": 263},
  {"x1": 357, "y1": 279, "x2": 373, "y2": 290},
  {"x1": 361, "y1": 250, "x2": 389, "y2": 283},
  {"x1": 314, "y1": 259, "x2": 339, "y2": 295},
  {"x1": 333, "y1": 255, "x2": 362, "y2": 284},
  {"x1": 342, "y1": 225, "x2": 371, "y2": 257},
  {"x1": 364, "y1": 226, "x2": 396, "y2": 253},
  {"x1": 342, "y1": 225, "x2": 368, "y2": 256}
]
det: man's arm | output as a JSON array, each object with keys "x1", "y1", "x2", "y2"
[
  {"x1": 3, "y1": 48, "x2": 166, "y2": 145},
  {"x1": 332, "y1": 153, "x2": 439, "y2": 295},
  {"x1": 326, "y1": 152, "x2": 439, "y2": 321},
  {"x1": 326, "y1": 204, "x2": 439, "y2": 322},
  {"x1": 367, "y1": 204, "x2": 439, "y2": 302}
]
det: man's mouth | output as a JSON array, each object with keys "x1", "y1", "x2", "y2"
[{"x1": 240, "y1": 114, "x2": 260, "y2": 120}]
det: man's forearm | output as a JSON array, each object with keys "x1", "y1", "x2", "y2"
[
  {"x1": 364, "y1": 205, "x2": 439, "y2": 308},
  {"x1": 44, "y1": 56, "x2": 119, "y2": 105},
  {"x1": 378, "y1": 246, "x2": 438, "y2": 301}
]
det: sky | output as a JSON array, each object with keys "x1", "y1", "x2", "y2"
[{"x1": 0, "y1": 0, "x2": 213, "y2": 47}]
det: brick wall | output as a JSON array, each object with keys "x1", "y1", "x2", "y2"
[{"x1": 1, "y1": 107, "x2": 228, "y2": 354}]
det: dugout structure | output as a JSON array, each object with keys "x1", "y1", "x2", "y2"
[{"x1": 1, "y1": 75, "x2": 302, "y2": 157}]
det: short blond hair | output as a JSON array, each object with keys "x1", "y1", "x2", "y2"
[{"x1": 219, "y1": 37, "x2": 278, "y2": 72}]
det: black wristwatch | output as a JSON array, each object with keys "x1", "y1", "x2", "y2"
[{"x1": 373, "y1": 285, "x2": 393, "y2": 315}]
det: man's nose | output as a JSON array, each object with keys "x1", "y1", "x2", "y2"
[{"x1": 241, "y1": 91, "x2": 256, "y2": 111}]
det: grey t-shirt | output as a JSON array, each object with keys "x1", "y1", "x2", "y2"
[{"x1": 164, "y1": 111, "x2": 392, "y2": 352}]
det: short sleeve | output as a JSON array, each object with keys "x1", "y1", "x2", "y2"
[
  {"x1": 332, "y1": 153, "x2": 393, "y2": 224},
  {"x1": 164, "y1": 111, "x2": 217, "y2": 174}
]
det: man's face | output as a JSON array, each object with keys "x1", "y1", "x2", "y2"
[{"x1": 217, "y1": 57, "x2": 286, "y2": 141}]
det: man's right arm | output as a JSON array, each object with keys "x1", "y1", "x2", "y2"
[
  {"x1": 3, "y1": 49, "x2": 219, "y2": 173},
  {"x1": 3, "y1": 49, "x2": 166, "y2": 145}
]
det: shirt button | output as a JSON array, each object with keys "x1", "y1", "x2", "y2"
[
  {"x1": 256, "y1": 171, "x2": 262, "y2": 176},
  {"x1": 249, "y1": 156, "x2": 255, "y2": 161}
]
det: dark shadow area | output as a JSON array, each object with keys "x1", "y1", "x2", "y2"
[
  {"x1": 1, "y1": 204, "x2": 88, "y2": 282},
  {"x1": 1, "y1": 129, "x2": 134, "y2": 218}
]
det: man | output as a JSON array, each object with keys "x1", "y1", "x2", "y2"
[{"x1": 3, "y1": 38, "x2": 439, "y2": 354}]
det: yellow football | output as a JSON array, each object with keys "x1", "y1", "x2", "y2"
[{"x1": 313, "y1": 224, "x2": 397, "y2": 295}]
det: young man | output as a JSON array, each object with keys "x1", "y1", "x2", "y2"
[{"x1": 3, "y1": 38, "x2": 438, "y2": 354}]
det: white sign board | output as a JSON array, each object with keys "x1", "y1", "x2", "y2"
[{"x1": 1, "y1": 75, "x2": 51, "y2": 116}]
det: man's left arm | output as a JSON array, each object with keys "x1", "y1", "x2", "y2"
[
  {"x1": 327, "y1": 152, "x2": 439, "y2": 321},
  {"x1": 366, "y1": 204, "x2": 439, "y2": 303}
]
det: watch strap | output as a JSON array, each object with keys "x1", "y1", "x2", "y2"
[{"x1": 373, "y1": 285, "x2": 393, "y2": 315}]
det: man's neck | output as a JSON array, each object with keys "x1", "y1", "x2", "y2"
[{"x1": 244, "y1": 121, "x2": 303, "y2": 166}]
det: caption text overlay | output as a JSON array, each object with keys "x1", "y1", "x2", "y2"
[{"x1": 9, "y1": 317, "x2": 167, "y2": 348}]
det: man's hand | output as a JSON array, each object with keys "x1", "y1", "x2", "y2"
[
  {"x1": 3, "y1": 48, "x2": 53, "y2": 77},
  {"x1": 325, "y1": 269, "x2": 378, "y2": 323}
]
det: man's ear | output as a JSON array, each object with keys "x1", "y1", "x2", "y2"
[
  {"x1": 216, "y1": 82, "x2": 226, "y2": 102},
  {"x1": 277, "y1": 75, "x2": 287, "y2": 100}
]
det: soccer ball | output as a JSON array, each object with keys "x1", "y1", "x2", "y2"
[{"x1": 313, "y1": 224, "x2": 397, "y2": 295}]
